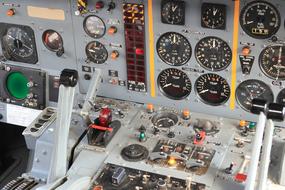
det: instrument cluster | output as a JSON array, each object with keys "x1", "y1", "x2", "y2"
[
  {"x1": 152, "y1": 0, "x2": 285, "y2": 120},
  {"x1": 0, "y1": 0, "x2": 285, "y2": 123}
]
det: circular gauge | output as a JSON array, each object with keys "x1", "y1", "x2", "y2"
[
  {"x1": 277, "y1": 89, "x2": 285, "y2": 105},
  {"x1": 158, "y1": 68, "x2": 191, "y2": 100},
  {"x1": 83, "y1": 15, "x2": 106, "y2": 39},
  {"x1": 6, "y1": 72, "x2": 29, "y2": 100},
  {"x1": 3, "y1": 27, "x2": 34, "y2": 58},
  {"x1": 86, "y1": 41, "x2": 108, "y2": 64},
  {"x1": 201, "y1": 3, "x2": 226, "y2": 29},
  {"x1": 195, "y1": 73, "x2": 230, "y2": 106},
  {"x1": 236, "y1": 80, "x2": 274, "y2": 112},
  {"x1": 259, "y1": 44, "x2": 285, "y2": 80},
  {"x1": 240, "y1": 1, "x2": 281, "y2": 39},
  {"x1": 42, "y1": 30, "x2": 63, "y2": 52},
  {"x1": 161, "y1": 1, "x2": 185, "y2": 25},
  {"x1": 195, "y1": 36, "x2": 232, "y2": 71},
  {"x1": 156, "y1": 32, "x2": 191, "y2": 66}
]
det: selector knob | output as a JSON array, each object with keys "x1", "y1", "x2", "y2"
[
  {"x1": 108, "y1": 26, "x2": 117, "y2": 35},
  {"x1": 7, "y1": 9, "x2": 15, "y2": 16},
  {"x1": 111, "y1": 50, "x2": 119, "y2": 59},
  {"x1": 107, "y1": 1, "x2": 116, "y2": 12},
  {"x1": 241, "y1": 46, "x2": 251, "y2": 56}
]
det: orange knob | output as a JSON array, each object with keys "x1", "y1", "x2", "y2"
[
  {"x1": 146, "y1": 103, "x2": 154, "y2": 113},
  {"x1": 111, "y1": 50, "x2": 119, "y2": 59},
  {"x1": 242, "y1": 46, "x2": 251, "y2": 56},
  {"x1": 182, "y1": 109, "x2": 190, "y2": 120},
  {"x1": 7, "y1": 9, "x2": 15, "y2": 16},
  {"x1": 239, "y1": 120, "x2": 247, "y2": 128},
  {"x1": 108, "y1": 26, "x2": 117, "y2": 35}
]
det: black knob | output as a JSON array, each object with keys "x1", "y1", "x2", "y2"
[
  {"x1": 267, "y1": 103, "x2": 285, "y2": 121},
  {"x1": 84, "y1": 74, "x2": 91, "y2": 80},
  {"x1": 250, "y1": 98, "x2": 268, "y2": 115},
  {"x1": 107, "y1": 1, "x2": 116, "y2": 12},
  {"x1": 56, "y1": 47, "x2": 64, "y2": 57},
  {"x1": 0, "y1": 114, "x2": 3, "y2": 120}
]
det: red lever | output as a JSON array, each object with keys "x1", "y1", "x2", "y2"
[{"x1": 90, "y1": 124, "x2": 113, "y2": 132}]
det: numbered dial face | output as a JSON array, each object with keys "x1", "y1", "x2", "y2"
[
  {"x1": 83, "y1": 15, "x2": 106, "y2": 39},
  {"x1": 240, "y1": 1, "x2": 280, "y2": 39},
  {"x1": 158, "y1": 68, "x2": 191, "y2": 100},
  {"x1": 201, "y1": 3, "x2": 226, "y2": 30},
  {"x1": 161, "y1": 0, "x2": 185, "y2": 25},
  {"x1": 195, "y1": 73, "x2": 230, "y2": 106},
  {"x1": 42, "y1": 30, "x2": 63, "y2": 52},
  {"x1": 3, "y1": 27, "x2": 35, "y2": 58},
  {"x1": 86, "y1": 41, "x2": 108, "y2": 64},
  {"x1": 259, "y1": 44, "x2": 285, "y2": 80},
  {"x1": 195, "y1": 36, "x2": 232, "y2": 71},
  {"x1": 157, "y1": 32, "x2": 191, "y2": 66},
  {"x1": 236, "y1": 80, "x2": 274, "y2": 112},
  {"x1": 277, "y1": 89, "x2": 285, "y2": 105}
]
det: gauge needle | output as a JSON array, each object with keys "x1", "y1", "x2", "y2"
[
  {"x1": 199, "y1": 89, "x2": 209, "y2": 94},
  {"x1": 163, "y1": 83, "x2": 172, "y2": 88},
  {"x1": 173, "y1": 34, "x2": 177, "y2": 44},
  {"x1": 172, "y1": 5, "x2": 178, "y2": 12},
  {"x1": 22, "y1": 43, "x2": 32, "y2": 51},
  {"x1": 245, "y1": 86, "x2": 254, "y2": 99},
  {"x1": 278, "y1": 46, "x2": 282, "y2": 64},
  {"x1": 213, "y1": 8, "x2": 218, "y2": 16},
  {"x1": 88, "y1": 49, "x2": 96, "y2": 53},
  {"x1": 213, "y1": 39, "x2": 216, "y2": 48},
  {"x1": 7, "y1": 35, "x2": 15, "y2": 40},
  {"x1": 246, "y1": 21, "x2": 254, "y2": 25}
]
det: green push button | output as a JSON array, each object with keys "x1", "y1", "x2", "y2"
[
  {"x1": 6, "y1": 72, "x2": 29, "y2": 99},
  {"x1": 249, "y1": 122, "x2": 256, "y2": 130}
]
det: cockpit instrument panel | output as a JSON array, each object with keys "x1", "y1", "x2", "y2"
[{"x1": 0, "y1": 0, "x2": 285, "y2": 125}]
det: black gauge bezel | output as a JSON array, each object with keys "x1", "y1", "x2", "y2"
[
  {"x1": 235, "y1": 79, "x2": 274, "y2": 112},
  {"x1": 201, "y1": 3, "x2": 227, "y2": 30},
  {"x1": 277, "y1": 88, "x2": 285, "y2": 105},
  {"x1": 83, "y1": 15, "x2": 106, "y2": 39},
  {"x1": 195, "y1": 73, "x2": 231, "y2": 106},
  {"x1": 156, "y1": 32, "x2": 192, "y2": 66},
  {"x1": 85, "y1": 41, "x2": 108, "y2": 64},
  {"x1": 259, "y1": 44, "x2": 285, "y2": 80},
  {"x1": 240, "y1": 0, "x2": 281, "y2": 39},
  {"x1": 157, "y1": 68, "x2": 192, "y2": 100},
  {"x1": 0, "y1": 23, "x2": 38, "y2": 64},
  {"x1": 195, "y1": 36, "x2": 232, "y2": 71},
  {"x1": 161, "y1": 0, "x2": 185, "y2": 25},
  {"x1": 42, "y1": 29, "x2": 64, "y2": 52}
]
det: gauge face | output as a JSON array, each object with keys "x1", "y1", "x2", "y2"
[
  {"x1": 236, "y1": 80, "x2": 274, "y2": 112},
  {"x1": 277, "y1": 89, "x2": 285, "y2": 105},
  {"x1": 6, "y1": 72, "x2": 29, "y2": 100},
  {"x1": 158, "y1": 68, "x2": 191, "y2": 100},
  {"x1": 161, "y1": 0, "x2": 185, "y2": 25},
  {"x1": 3, "y1": 27, "x2": 35, "y2": 59},
  {"x1": 157, "y1": 32, "x2": 191, "y2": 66},
  {"x1": 83, "y1": 15, "x2": 106, "y2": 39},
  {"x1": 259, "y1": 44, "x2": 285, "y2": 80},
  {"x1": 42, "y1": 30, "x2": 63, "y2": 52},
  {"x1": 201, "y1": 3, "x2": 226, "y2": 30},
  {"x1": 195, "y1": 73, "x2": 230, "y2": 106},
  {"x1": 86, "y1": 41, "x2": 108, "y2": 64},
  {"x1": 240, "y1": 1, "x2": 280, "y2": 39},
  {"x1": 195, "y1": 36, "x2": 232, "y2": 71}
]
